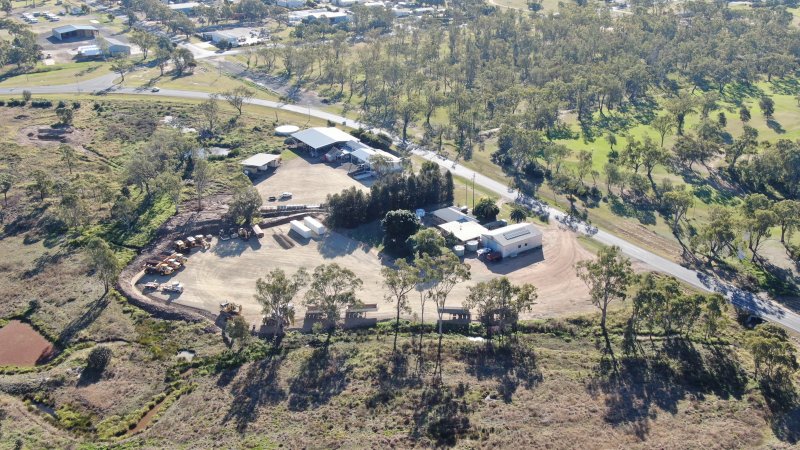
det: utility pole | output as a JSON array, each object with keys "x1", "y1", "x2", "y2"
[{"x1": 472, "y1": 173, "x2": 476, "y2": 209}]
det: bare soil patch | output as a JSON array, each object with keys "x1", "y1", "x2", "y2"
[
  {"x1": 0, "y1": 320, "x2": 55, "y2": 366},
  {"x1": 253, "y1": 156, "x2": 371, "y2": 206}
]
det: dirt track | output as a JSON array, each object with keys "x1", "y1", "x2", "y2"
[{"x1": 138, "y1": 220, "x2": 597, "y2": 327}]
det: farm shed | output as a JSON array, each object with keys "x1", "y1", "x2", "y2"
[
  {"x1": 105, "y1": 38, "x2": 132, "y2": 56},
  {"x1": 431, "y1": 206, "x2": 476, "y2": 225},
  {"x1": 344, "y1": 141, "x2": 402, "y2": 173},
  {"x1": 438, "y1": 221, "x2": 488, "y2": 244},
  {"x1": 168, "y1": 2, "x2": 200, "y2": 14},
  {"x1": 291, "y1": 127, "x2": 358, "y2": 152},
  {"x1": 51, "y1": 24, "x2": 98, "y2": 41},
  {"x1": 240, "y1": 153, "x2": 282, "y2": 175},
  {"x1": 277, "y1": 0, "x2": 305, "y2": 7},
  {"x1": 481, "y1": 223, "x2": 543, "y2": 258}
]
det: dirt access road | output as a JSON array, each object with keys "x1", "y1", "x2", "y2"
[{"x1": 139, "y1": 219, "x2": 597, "y2": 328}]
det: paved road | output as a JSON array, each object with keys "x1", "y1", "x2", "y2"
[{"x1": 3, "y1": 74, "x2": 799, "y2": 333}]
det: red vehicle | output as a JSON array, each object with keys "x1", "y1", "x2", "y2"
[
  {"x1": 478, "y1": 249, "x2": 503, "y2": 262},
  {"x1": 485, "y1": 251, "x2": 503, "y2": 262}
]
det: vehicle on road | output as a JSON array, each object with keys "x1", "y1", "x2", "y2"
[{"x1": 151, "y1": 87, "x2": 160, "y2": 92}]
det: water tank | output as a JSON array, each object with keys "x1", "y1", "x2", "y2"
[
  {"x1": 465, "y1": 240, "x2": 479, "y2": 252},
  {"x1": 453, "y1": 245, "x2": 465, "y2": 256},
  {"x1": 275, "y1": 125, "x2": 300, "y2": 136}
]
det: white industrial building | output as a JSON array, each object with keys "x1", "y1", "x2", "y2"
[
  {"x1": 343, "y1": 141, "x2": 402, "y2": 173},
  {"x1": 438, "y1": 221, "x2": 488, "y2": 244},
  {"x1": 277, "y1": 0, "x2": 305, "y2": 7},
  {"x1": 240, "y1": 153, "x2": 282, "y2": 175},
  {"x1": 51, "y1": 24, "x2": 98, "y2": 41},
  {"x1": 205, "y1": 28, "x2": 268, "y2": 47},
  {"x1": 481, "y1": 223, "x2": 543, "y2": 258},
  {"x1": 288, "y1": 8, "x2": 350, "y2": 24},
  {"x1": 292, "y1": 127, "x2": 358, "y2": 152},
  {"x1": 168, "y1": 2, "x2": 200, "y2": 14}
]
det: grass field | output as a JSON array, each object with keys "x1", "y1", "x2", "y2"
[
  {"x1": 0, "y1": 62, "x2": 111, "y2": 88},
  {"x1": 120, "y1": 61, "x2": 281, "y2": 101}
]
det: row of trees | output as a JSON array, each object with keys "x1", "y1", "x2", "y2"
[
  {"x1": 576, "y1": 245, "x2": 798, "y2": 382},
  {"x1": 245, "y1": 238, "x2": 797, "y2": 385},
  {"x1": 326, "y1": 161, "x2": 454, "y2": 228},
  {"x1": 692, "y1": 194, "x2": 800, "y2": 262}
]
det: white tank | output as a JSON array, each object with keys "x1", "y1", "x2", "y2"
[
  {"x1": 275, "y1": 125, "x2": 300, "y2": 136},
  {"x1": 465, "y1": 240, "x2": 479, "y2": 252},
  {"x1": 453, "y1": 245, "x2": 465, "y2": 256}
]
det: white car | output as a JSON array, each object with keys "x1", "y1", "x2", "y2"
[
  {"x1": 279, "y1": 192, "x2": 292, "y2": 200},
  {"x1": 151, "y1": 87, "x2": 160, "y2": 92}
]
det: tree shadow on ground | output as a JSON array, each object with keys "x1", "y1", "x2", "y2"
[
  {"x1": 609, "y1": 197, "x2": 656, "y2": 225},
  {"x1": 56, "y1": 295, "x2": 109, "y2": 346},
  {"x1": 766, "y1": 119, "x2": 785, "y2": 134},
  {"x1": 286, "y1": 347, "x2": 351, "y2": 411},
  {"x1": 77, "y1": 367, "x2": 103, "y2": 387},
  {"x1": 761, "y1": 375, "x2": 800, "y2": 444},
  {"x1": 410, "y1": 383, "x2": 471, "y2": 448},
  {"x1": 223, "y1": 351, "x2": 286, "y2": 433},
  {"x1": 365, "y1": 351, "x2": 422, "y2": 408},
  {"x1": 22, "y1": 250, "x2": 67, "y2": 279},
  {"x1": 663, "y1": 340, "x2": 747, "y2": 400},
  {"x1": 722, "y1": 82, "x2": 764, "y2": 105},
  {"x1": 587, "y1": 339, "x2": 748, "y2": 441},
  {"x1": 459, "y1": 340, "x2": 542, "y2": 403},
  {"x1": 770, "y1": 78, "x2": 800, "y2": 96}
]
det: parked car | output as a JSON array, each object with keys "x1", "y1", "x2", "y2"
[
  {"x1": 268, "y1": 196, "x2": 276, "y2": 202},
  {"x1": 478, "y1": 249, "x2": 502, "y2": 262},
  {"x1": 279, "y1": 192, "x2": 292, "y2": 200}
]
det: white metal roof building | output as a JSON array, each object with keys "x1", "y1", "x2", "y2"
[
  {"x1": 52, "y1": 24, "x2": 98, "y2": 41},
  {"x1": 344, "y1": 141, "x2": 401, "y2": 172},
  {"x1": 240, "y1": 153, "x2": 282, "y2": 174},
  {"x1": 288, "y1": 9, "x2": 350, "y2": 24},
  {"x1": 481, "y1": 223, "x2": 543, "y2": 258},
  {"x1": 438, "y1": 221, "x2": 488, "y2": 243},
  {"x1": 291, "y1": 127, "x2": 358, "y2": 150}
]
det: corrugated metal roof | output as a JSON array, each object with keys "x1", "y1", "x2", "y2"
[
  {"x1": 481, "y1": 223, "x2": 542, "y2": 246},
  {"x1": 291, "y1": 127, "x2": 357, "y2": 149},
  {"x1": 240, "y1": 153, "x2": 281, "y2": 167},
  {"x1": 53, "y1": 24, "x2": 98, "y2": 33}
]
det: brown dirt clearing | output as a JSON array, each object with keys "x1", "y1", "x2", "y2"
[
  {"x1": 136, "y1": 220, "x2": 597, "y2": 327},
  {"x1": 0, "y1": 320, "x2": 55, "y2": 366}
]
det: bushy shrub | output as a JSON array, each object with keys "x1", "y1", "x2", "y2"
[
  {"x1": 86, "y1": 346, "x2": 112, "y2": 373},
  {"x1": 31, "y1": 100, "x2": 53, "y2": 108}
]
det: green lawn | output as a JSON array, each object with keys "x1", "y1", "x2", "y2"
[
  {"x1": 0, "y1": 62, "x2": 111, "y2": 88},
  {"x1": 120, "y1": 61, "x2": 280, "y2": 101}
]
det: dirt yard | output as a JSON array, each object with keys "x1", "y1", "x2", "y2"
[
  {"x1": 253, "y1": 155, "x2": 372, "y2": 207},
  {"x1": 0, "y1": 320, "x2": 55, "y2": 366},
  {"x1": 137, "y1": 220, "x2": 596, "y2": 327}
]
